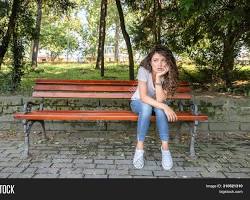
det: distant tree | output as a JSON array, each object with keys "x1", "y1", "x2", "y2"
[
  {"x1": 31, "y1": 0, "x2": 76, "y2": 69},
  {"x1": 96, "y1": 0, "x2": 107, "y2": 77},
  {"x1": 125, "y1": 0, "x2": 163, "y2": 52},
  {"x1": 80, "y1": 0, "x2": 124, "y2": 65},
  {"x1": 31, "y1": 0, "x2": 42, "y2": 69},
  {"x1": 39, "y1": 14, "x2": 80, "y2": 61},
  {"x1": 107, "y1": 0, "x2": 121, "y2": 63},
  {"x1": 114, "y1": 16, "x2": 120, "y2": 63},
  {"x1": 116, "y1": 0, "x2": 134, "y2": 80},
  {"x1": 80, "y1": 0, "x2": 100, "y2": 62},
  {"x1": 0, "y1": 0, "x2": 21, "y2": 68}
]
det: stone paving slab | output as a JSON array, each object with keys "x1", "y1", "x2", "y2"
[{"x1": 0, "y1": 131, "x2": 249, "y2": 178}]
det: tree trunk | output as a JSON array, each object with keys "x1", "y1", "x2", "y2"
[
  {"x1": 31, "y1": 0, "x2": 43, "y2": 70},
  {"x1": 153, "y1": 0, "x2": 162, "y2": 44},
  {"x1": 156, "y1": 0, "x2": 162, "y2": 44},
  {"x1": 114, "y1": 16, "x2": 120, "y2": 63},
  {"x1": 220, "y1": 39, "x2": 234, "y2": 88},
  {"x1": 96, "y1": 0, "x2": 107, "y2": 75},
  {"x1": 100, "y1": 0, "x2": 107, "y2": 77},
  {"x1": 153, "y1": 0, "x2": 158, "y2": 44},
  {"x1": 95, "y1": 3, "x2": 103, "y2": 69},
  {"x1": 11, "y1": 22, "x2": 23, "y2": 91},
  {"x1": 0, "y1": 0, "x2": 21, "y2": 69},
  {"x1": 115, "y1": 0, "x2": 134, "y2": 80}
]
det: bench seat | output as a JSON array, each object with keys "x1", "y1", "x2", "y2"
[{"x1": 14, "y1": 110, "x2": 208, "y2": 121}]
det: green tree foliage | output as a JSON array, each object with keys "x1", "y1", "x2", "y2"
[
  {"x1": 79, "y1": 0, "x2": 101, "y2": 61},
  {"x1": 1, "y1": 0, "x2": 35, "y2": 91},
  {"x1": 0, "y1": 0, "x2": 77, "y2": 91},
  {"x1": 125, "y1": 0, "x2": 163, "y2": 53},
  {"x1": 31, "y1": 0, "x2": 77, "y2": 67},
  {"x1": 128, "y1": 0, "x2": 250, "y2": 87},
  {"x1": 80, "y1": 0, "x2": 122, "y2": 62},
  {"x1": 175, "y1": 0, "x2": 250, "y2": 87},
  {"x1": 39, "y1": 13, "x2": 80, "y2": 61},
  {"x1": 0, "y1": 0, "x2": 22, "y2": 68}
]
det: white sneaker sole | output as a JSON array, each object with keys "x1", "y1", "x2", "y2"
[{"x1": 133, "y1": 159, "x2": 144, "y2": 169}]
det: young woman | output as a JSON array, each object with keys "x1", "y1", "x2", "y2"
[{"x1": 130, "y1": 45, "x2": 179, "y2": 170}]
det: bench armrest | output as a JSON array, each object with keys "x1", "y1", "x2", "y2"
[
  {"x1": 23, "y1": 101, "x2": 44, "y2": 113},
  {"x1": 189, "y1": 101, "x2": 198, "y2": 115},
  {"x1": 177, "y1": 100, "x2": 199, "y2": 115}
]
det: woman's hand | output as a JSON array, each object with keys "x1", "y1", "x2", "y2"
[
  {"x1": 156, "y1": 67, "x2": 168, "y2": 78},
  {"x1": 163, "y1": 104, "x2": 177, "y2": 122}
]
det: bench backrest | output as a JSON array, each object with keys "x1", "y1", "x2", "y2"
[{"x1": 32, "y1": 79, "x2": 192, "y2": 99}]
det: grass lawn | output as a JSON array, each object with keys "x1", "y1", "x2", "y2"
[{"x1": 1, "y1": 63, "x2": 139, "y2": 95}]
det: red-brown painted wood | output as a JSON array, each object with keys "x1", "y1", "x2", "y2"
[
  {"x1": 34, "y1": 84, "x2": 191, "y2": 93},
  {"x1": 14, "y1": 111, "x2": 208, "y2": 121},
  {"x1": 34, "y1": 85, "x2": 137, "y2": 92},
  {"x1": 32, "y1": 91, "x2": 192, "y2": 99},
  {"x1": 35, "y1": 79, "x2": 138, "y2": 86},
  {"x1": 35, "y1": 79, "x2": 190, "y2": 86}
]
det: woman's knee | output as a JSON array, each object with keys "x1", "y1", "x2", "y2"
[
  {"x1": 154, "y1": 108, "x2": 168, "y2": 120},
  {"x1": 140, "y1": 103, "x2": 152, "y2": 117}
]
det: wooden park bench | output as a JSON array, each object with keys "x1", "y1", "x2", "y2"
[{"x1": 14, "y1": 79, "x2": 208, "y2": 158}]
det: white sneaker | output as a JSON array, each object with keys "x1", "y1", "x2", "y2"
[
  {"x1": 133, "y1": 149, "x2": 144, "y2": 169},
  {"x1": 161, "y1": 147, "x2": 173, "y2": 170}
]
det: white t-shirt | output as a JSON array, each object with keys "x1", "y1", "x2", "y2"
[{"x1": 131, "y1": 67, "x2": 163, "y2": 100}]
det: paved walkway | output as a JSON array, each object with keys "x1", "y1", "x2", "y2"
[{"x1": 0, "y1": 130, "x2": 249, "y2": 178}]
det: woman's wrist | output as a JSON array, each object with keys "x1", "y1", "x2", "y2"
[
  {"x1": 159, "y1": 102, "x2": 168, "y2": 110},
  {"x1": 155, "y1": 77, "x2": 161, "y2": 85},
  {"x1": 155, "y1": 76, "x2": 161, "y2": 81},
  {"x1": 155, "y1": 82, "x2": 162, "y2": 86}
]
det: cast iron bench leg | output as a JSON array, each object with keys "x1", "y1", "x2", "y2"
[
  {"x1": 189, "y1": 120, "x2": 198, "y2": 158},
  {"x1": 38, "y1": 120, "x2": 47, "y2": 140},
  {"x1": 22, "y1": 120, "x2": 35, "y2": 158},
  {"x1": 22, "y1": 120, "x2": 47, "y2": 158}
]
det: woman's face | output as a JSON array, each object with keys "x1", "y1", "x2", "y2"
[{"x1": 150, "y1": 52, "x2": 169, "y2": 74}]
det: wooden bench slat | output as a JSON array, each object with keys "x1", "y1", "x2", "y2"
[
  {"x1": 34, "y1": 85, "x2": 137, "y2": 92},
  {"x1": 32, "y1": 91, "x2": 192, "y2": 99},
  {"x1": 32, "y1": 91, "x2": 132, "y2": 98},
  {"x1": 30, "y1": 110, "x2": 133, "y2": 113},
  {"x1": 34, "y1": 84, "x2": 191, "y2": 93},
  {"x1": 36, "y1": 79, "x2": 138, "y2": 86},
  {"x1": 14, "y1": 111, "x2": 208, "y2": 121},
  {"x1": 35, "y1": 79, "x2": 190, "y2": 86}
]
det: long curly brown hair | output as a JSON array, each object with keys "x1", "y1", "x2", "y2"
[{"x1": 140, "y1": 45, "x2": 179, "y2": 96}]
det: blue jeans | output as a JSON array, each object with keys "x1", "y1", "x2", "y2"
[{"x1": 130, "y1": 99, "x2": 169, "y2": 142}]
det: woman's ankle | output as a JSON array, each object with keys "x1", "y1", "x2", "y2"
[
  {"x1": 161, "y1": 141, "x2": 169, "y2": 150},
  {"x1": 136, "y1": 141, "x2": 144, "y2": 150}
]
